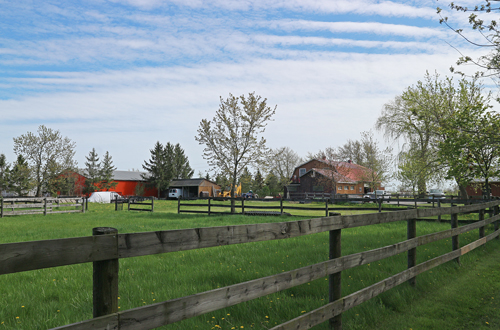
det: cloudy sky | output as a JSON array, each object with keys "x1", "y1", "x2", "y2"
[{"x1": 0, "y1": 0, "x2": 492, "y2": 180}]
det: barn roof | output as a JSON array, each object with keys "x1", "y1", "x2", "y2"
[
  {"x1": 169, "y1": 178, "x2": 217, "y2": 187},
  {"x1": 76, "y1": 169, "x2": 149, "y2": 181}
]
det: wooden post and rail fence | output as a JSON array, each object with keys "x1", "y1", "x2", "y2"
[
  {"x1": 1, "y1": 201, "x2": 499, "y2": 329},
  {"x1": 0, "y1": 197, "x2": 85, "y2": 218}
]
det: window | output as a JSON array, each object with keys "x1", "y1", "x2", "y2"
[
  {"x1": 299, "y1": 168, "x2": 306, "y2": 176},
  {"x1": 337, "y1": 186, "x2": 342, "y2": 191},
  {"x1": 344, "y1": 185, "x2": 348, "y2": 190},
  {"x1": 359, "y1": 187, "x2": 362, "y2": 192},
  {"x1": 350, "y1": 186, "x2": 354, "y2": 190}
]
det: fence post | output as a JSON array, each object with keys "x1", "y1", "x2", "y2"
[
  {"x1": 479, "y1": 209, "x2": 485, "y2": 239},
  {"x1": 325, "y1": 199, "x2": 329, "y2": 217},
  {"x1": 177, "y1": 197, "x2": 181, "y2": 214},
  {"x1": 92, "y1": 227, "x2": 119, "y2": 318},
  {"x1": 378, "y1": 199, "x2": 382, "y2": 213},
  {"x1": 280, "y1": 198, "x2": 283, "y2": 215},
  {"x1": 0, "y1": 197, "x2": 3, "y2": 218},
  {"x1": 115, "y1": 197, "x2": 118, "y2": 211},
  {"x1": 82, "y1": 198, "x2": 85, "y2": 213},
  {"x1": 208, "y1": 198, "x2": 211, "y2": 216},
  {"x1": 451, "y1": 212, "x2": 460, "y2": 265},
  {"x1": 151, "y1": 197, "x2": 154, "y2": 213},
  {"x1": 44, "y1": 197, "x2": 47, "y2": 216},
  {"x1": 407, "y1": 217, "x2": 416, "y2": 286},
  {"x1": 329, "y1": 223, "x2": 342, "y2": 329},
  {"x1": 242, "y1": 198, "x2": 245, "y2": 215},
  {"x1": 437, "y1": 200, "x2": 441, "y2": 222}
]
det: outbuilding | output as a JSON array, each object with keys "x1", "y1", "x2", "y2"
[{"x1": 168, "y1": 179, "x2": 220, "y2": 198}]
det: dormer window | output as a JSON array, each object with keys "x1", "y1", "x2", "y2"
[{"x1": 299, "y1": 168, "x2": 306, "y2": 176}]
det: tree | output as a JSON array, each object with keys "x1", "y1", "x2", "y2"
[
  {"x1": 142, "y1": 141, "x2": 172, "y2": 198},
  {"x1": 438, "y1": 83, "x2": 500, "y2": 198},
  {"x1": 13, "y1": 125, "x2": 77, "y2": 197},
  {"x1": 266, "y1": 147, "x2": 302, "y2": 187},
  {"x1": 195, "y1": 92, "x2": 276, "y2": 212},
  {"x1": 100, "y1": 151, "x2": 117, "y2": 191},
  {"x1": 437, "y1": 1, "x2": 500, "y2": 84},
  {"x1": 240, "y1": 167, "x2": 253, "y2": 194},
  {"x1": 251, "y1": 169, "x2": 264, "y2": 194},
  {"x1": 376, "y1": 72, "x2": 452, "y2": 196},
  {"x1": 171, "y1": 143, "x2": 194, "y2": 180},
  {"x1": 9, "y1": 155, "x2": 32, "y2": 196},
  {"x1": 84, "y1": 148, "x2": 101, "y2": 194},
  {"x1": 0, "y1": 154, "x2": 10, "y2": 195}
]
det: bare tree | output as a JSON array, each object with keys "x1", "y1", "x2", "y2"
[
  {"x1": 266, "y1": 147, "x2": 302, "y2": 186},
  {"x1": 196, "y1": 92, "x2": 276, "y2": 212}
]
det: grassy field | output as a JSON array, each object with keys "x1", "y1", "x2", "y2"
[{"x1": 1, "y1": 200, "x2": 498, "y2": 329}]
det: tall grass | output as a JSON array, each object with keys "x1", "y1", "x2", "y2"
[{"x1": 0, "y1": 201, "x2": 498, "y2": 329}]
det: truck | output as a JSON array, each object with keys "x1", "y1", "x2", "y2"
[
  {"x1": 363, "y1": 190, "x2": 391, "y2": 203},
  {"x1": 219, "y1": 183, "x2": 242, "y2": 198},
  {"x1": 168, "y1": 188, "x2": 183, "y2": 199}
]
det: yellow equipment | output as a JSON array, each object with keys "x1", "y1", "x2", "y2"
[{"x1": 219, "y1": 183, "x2": 242, "y2": 198}]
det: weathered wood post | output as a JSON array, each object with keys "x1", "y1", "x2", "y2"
[
  {"x1": 151, "y1": 197, "x2": 154, "y2": 213},
  {"x1": 43, "y1": 197, "x2": 47, "y2": 216},
  {"x1": 495, "y1": 205, "x2": 499, "y2": 240},
  {"x1": 241, "y1": 198, "x2": 245, "y2": 215},
  {"x1": 407, "y1": 216, "x2": 417, "y2": 286},
  {"x1": 280, "y1": 197, "x2": 284, "y2": 215},
  {"x1": 177, "y1": 197, "x2": 181, "y2": 214},
  {"x1": 329, "y1": 214, "x2": 342, "y2": 329},
  {"x1": 82, "y1": 198, "x2": 85, "y2": 213},
  {"x1": 479, "y1": 209, "x2": 485, "y2": 239},
  {"x1": 114, "y1": 197, "x2": 118, "y2": 211},
  {"x1": 92, "y1": 227, "x2": 119, "y2": 318},
  {"x1": 208, "y1": 197, "x2": 211, "y2": 216},
  {"x1": 397, "y1": 194, "x2": 400, "y2": 207},
  {"x1": 451, "y1": 211, "x2": 460, "y2": 265},
  {"x1": 378, "y1": 199, "x2": 382, "y2": 213},
  {"x1": 0, "y1": 197, "x2": 3, "y2": 218},
  {"x1": 128, "y1": 198, "x2": 131, "y2": 211},
  {"x1": 437, "y1": 200, "x2": 441, "y2": 222},
  {"x1": 325, "y1": 199, "x2": 329, "y2": 217}
]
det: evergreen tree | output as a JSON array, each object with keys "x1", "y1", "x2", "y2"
[
  {"x1": 239, "y1": 167, "x2": 252, "y2": 194},
  {"x1": 142, "y1": 141, "x2": 172, "y2": 198},
  {"x1": 252, "y1": 169, "x2": 264, "y2": 196},
  {"x1": 172, "y1": 143, "x2": 194, "y2": 179},
  {"x1": 9, "y1": 155, "x2": 31, "y2": 196},
  {"x1": 100, "y1": 151, "x2": 117, "y2": 191},
  {"x1": 84, "y1": 148, "x2": 101, "y2": 194},
  {"x1": 0, "y1": 154, "x2": 10, "y2": 195}
]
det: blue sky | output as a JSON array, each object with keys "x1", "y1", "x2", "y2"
[{"x1": 0, "y1": 0, "x2": 491, "y2": 183}]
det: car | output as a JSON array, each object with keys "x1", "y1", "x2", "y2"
[
  {"x1": 363, "y1": 190, "x2": 391, "y2": 203},
  {"x1": 428, "y1": 189, "x2": 445, "y2": 201}
]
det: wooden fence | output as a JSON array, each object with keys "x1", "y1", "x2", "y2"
[
  {"x1": 0, "y1": 197, "x2": 85, "y2": 218},
  {"x1": 127, "y1": 197, "x2": 154, "y2": 212},
  {"x1": 1, "y1": 201, "x2": 499, "y2": 329}
]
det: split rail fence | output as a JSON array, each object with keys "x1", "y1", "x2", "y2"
[
  {"x1": 1, "y1": 201, "x2": 499, "y2": 329},
  {"x1": 0, "y1": 197, "x2": 85, "y2": 218}
]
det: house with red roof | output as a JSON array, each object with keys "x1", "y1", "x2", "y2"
[{"x1": 285, "y1": 158, "x2": 383, "y2": 198}]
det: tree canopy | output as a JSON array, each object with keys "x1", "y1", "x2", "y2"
[{"x1": 195, "y1": 92, "x2": 276, "y2": 212}]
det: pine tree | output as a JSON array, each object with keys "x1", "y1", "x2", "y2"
[
  {"x1": 0, "y1": 154, "x2": 11, "y2": 195},
  {"x1": 9, "y1": 155, "x2": 31, "y2": 196},
  {"x1": 84, "y1": 148, "x2": 101, "y2": 194},
  {"x1": 172, "y1": 143, "x2": 194, "y2": 179},
  {"x1": 240, "y1": 167, "x2": 252, "y2": 194},
  {"x1": 142, "y1": 141, "x2": 172, "y2": 198},
  {"x1": 100, "y1": 151, "x2": 117, "y2": 191}
]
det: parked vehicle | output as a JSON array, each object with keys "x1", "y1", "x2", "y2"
[
  {"x1": 88, "y1": 191, "x2": 124, "y2": 203},
  {"x1": 428, "y1": 188, "x2": 445, "y2": 201},
  {"x1": 168, "y1": 188, "x2": 183, "y2": 199},
  {"x1": 363, "y1": 190, "x2": 391, "y2": 202},
  {"x1": 218, "y1": 183, "x2": 242, "y2": 198}
]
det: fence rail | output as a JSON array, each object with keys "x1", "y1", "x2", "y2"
[
  {"x1": 1, "y1": 201, "x2": 499, "y2": 329},
  {"x1": 0, "y1": 197, "x2": 85, "y2": 217}
]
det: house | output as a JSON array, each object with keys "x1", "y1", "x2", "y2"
[
  {"x1": 167, "y1": 178, "x2": 220, "y2": 198},
  {"x1": 285, "y1": 158, "x2": 383, "y2": 198},
  {"x1": 59, "y1": 170, "x2": 158, "y2": 197}
]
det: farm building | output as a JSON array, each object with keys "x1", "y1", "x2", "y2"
[
  {"x1": 285, "y1": 158, "x2": 383, "y2": 198},
  {"x1": 466, "y1": 178, "x2": 500, "y2": 198},
  {"x1": 167, "y1": 179, "x2": 220, "y2": 198},
  {"x1": 60, "y1": 170, "x2": 158, "y2": 197}
]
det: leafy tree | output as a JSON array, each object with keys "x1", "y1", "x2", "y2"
[
  {"x1": 13, "y1": 125, "x2": 77, "y2": 196},
  {"x1": 376, "y1": 72, "x2": 452, "y2": 196},
  {"x1": 195, "y1": 92, "x2": 276, "y2": 212},
  {"x1": 438, "y1": 85, "x2": 500, "y2": 198},
  {"x1": 265, "y1": 172, "x2": 281, "y2": 197},
  {"x1": 84, "y1": 148, "x2": 101, "y2": 194},
  {"x1": 100, "y1": 151, "x2": 117, "y2": 191},
  {"x1": 142, "y1": 141, "x2": 172, "y2": 198},
  {"x1": 9, "y1": 155, "x2": 32, "y2": 196},
  {"x1": 0, "y1": 154, "x2": 10, "y2": 195}
]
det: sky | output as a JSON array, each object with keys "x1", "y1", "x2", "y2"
[{"x1": 0, "y1": 0, "x2": 494, "y2": 186}]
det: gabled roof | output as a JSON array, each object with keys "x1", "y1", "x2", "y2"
[
  {"x1": 308, "y1": 168, "x2": 357, "y2": 184},
  {"x1": 296, "y1": 158, "x2": 375, "y2": 183},
  {"x1": 169, "y1": 178, "x2": 217, "y2": 187}
]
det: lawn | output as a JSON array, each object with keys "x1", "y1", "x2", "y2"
[{"x1": 0, "y1": 200, "x2": 498, "y2": 329}]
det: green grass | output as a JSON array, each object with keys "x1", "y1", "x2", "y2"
[{"x1": 0, "y1": 200, "x2": 499, "y2": 329}]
